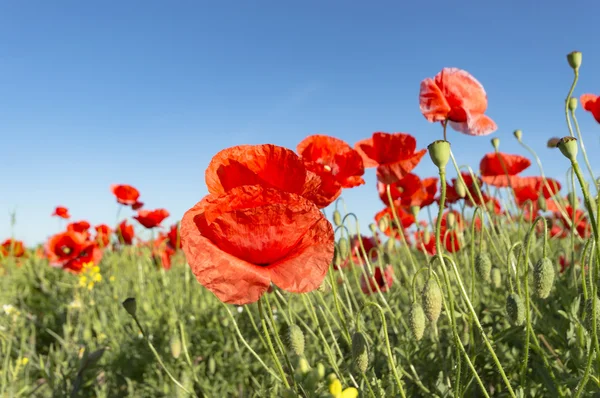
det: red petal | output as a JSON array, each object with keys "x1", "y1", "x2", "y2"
[{"x1": 419, "y1": 77, "x2": 451, "y2": 122}]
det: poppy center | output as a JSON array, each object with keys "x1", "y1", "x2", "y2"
[{"x1": 60, "y1": 246, "x2": 71, "y2": 255}]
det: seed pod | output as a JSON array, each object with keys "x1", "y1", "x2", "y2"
[
  {"x1": 422, "y1": 278, "x2": 443, "y2": 324},
  {"x1": 491, "y1": 267, "x2": 502, "y2": 288},
  {"x1": 333, "y1": 210, "x2": 342, "y2": 227},
  {"x1": 534, "y1": 258, "x2": 555, "y2": 299},
  {"x1": 409, "y1": 302, "x2": 426, "y2": 341},
  {"x1": 475, "y1": 252, "x2": 492, "y2": 283},
  {"x1": 585, "y1": 296, "x2": 600, "y2": 334},
  {"x1": 169, "y1": 334, "x2": 181, "y2": 359},
  {"x1": 283, "y1": 324, "x2": 305, "y2": 356},
  {"x1": 122, "y1": 298, "x2": 137, "y2": 316},
  {"x1": 352, "y1": 331, "x2": 369, "y2": 373},
  {"x1": 506, "y1": 293, "x2": 525, "y2": 326}
]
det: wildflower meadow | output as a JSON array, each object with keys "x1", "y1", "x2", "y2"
[{"x1": 4, "y1": 51, "x2": 600, "y2": 398}]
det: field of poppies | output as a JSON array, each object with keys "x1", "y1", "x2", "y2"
[{"x1": 3, "y1": 52, "x2": 600, "y2": 397}]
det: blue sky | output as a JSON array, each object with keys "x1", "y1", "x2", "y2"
[{"x1": 2, "y1": 1, "x2": 600, "y2": 245}]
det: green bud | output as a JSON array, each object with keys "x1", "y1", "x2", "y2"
[
  {"x1": 534, "y1": 258, "x2": 555, "y2": 299},
  {"x1": 427, "y1": 140, "x2": 451, "y2": 170},
  {"x1": 446, "y1": 212, "x2": 456, "y2": 229},
  {"x1": 338, "y1": 238, "x2": 350, "y2": 259},
  {"x1": 122, "y1": 298, "x2": 137, "y2": 317},
  {"x1": 422, "y1": 278, "x2": 443, "y2": 324},
  {"x1": 513, "y1": 130, "x2": 523, "y2": 141},
  {"x1": 409, "y1": 302, "x2": 426, "y2": 341},
  {"x1": 385, "y1": 238, "x2": 395, "y2": 252},
  {"x1": 298, "y1": 357, "x2": 310, "y2": 374},
  {"x1": 368, "y1": 223, "x2": 378, "y2": 236},
  {"x1": 506, "y1": 293, "x2": 525, "y2": 326},
  {"x1": 475, "y1": 252, "x2": 492, "y2": 283},
  {"x1": 455, "y1": 179, "x2": 467, "y2": 198},
  {"x1": 352, "y1": 331, "x2": 369, "y2": 373},
  {"x1": 537, "y1": 195, "x2": 547, "y2": 212},
  {"x1": 410, "y1": 205, "x2": 420, "y2": 219},
  {"x1": 378, "y1": 216, "x2": 389, "y2": 232},
  {"x1": 333, "y1": 210, "x2": 342, "y2": 227},
  {"x1": 461, "y1": 321, "x2": 470, "y2": 347},
  {"x1": 491, "y1": 267, "x2": 502, "y2": 288},
  {"x1": 585, "y1": 296, "x2": 600, "y2": 334},
  {"x1": 558, "y1": 136, "x2": 578, "y2": 161},
  {"x1": 208, "y1": 357, "x2": 216, "y2": 374},
  {"x1": 284, "y1": 324, "x2": 305, "y2": 356},
  {"x1": 568, "y1": 97, "x2": 578, "y2": 111},
  {"x1": 491, "y1": 137, "x2": 500, "y2": 150},
  {"x1": 169, "y1": 334, "x2": 181, "y2": 359},
  {"x1": 567, "y1": 51, "x2": 582, "y2": 71},
  {"x1": 316, "y1": 363, "x2": 325, "y2": 380}
]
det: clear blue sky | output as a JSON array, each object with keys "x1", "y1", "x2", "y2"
[{"x1": 2, "y1": 1, "x2": 600, "y2": 245}]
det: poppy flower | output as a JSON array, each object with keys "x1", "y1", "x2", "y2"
[
  {"x1": 415, "y1": 229, "x2": 436, "y2": 255},
  {"x1": 180, "y1": 184, "x2": 334, "y2": 305},
  {"x1": 94, "y1": 224, "x2": 112, "y2": 248},
  {"x1": 419, "y1": 68, "x2": 497, "y2": 136},
  {"x1": 1, "y1": 239, "x2": 25, "y2": 257},
  {"x1": 436, "y1": 210, "x2": 464, "y2": 253},
  {"x1": 67, "y1": 221, "x2": 91, "y2": 240},
  {"x1": 116, "y1": 220, "x2": 135, "y2": 245},
  {"x1": 513, "y1": 177, "x2": 561, "y2": 216},
  {"x1": 337, "y1": 235, "x2": 379, "y2": 270},
  {"x1": 165, "y1": 224, "x2": 181, "y2": 250},
  {"x1": 111, "y1": 184, "x2": 140, "y2": 206},
  {"x1": 63, "y1": 242, "x2": 103, "y2": 273},
  {"x1": 354, "y1": 132, "x2": 427, "y2": 184},
  {"x1": 479, "y1": 152, "x2": 531, "y2": 187},
  {"x1": 52, "y1": 206, "x2": 70, "y2": 219},
  {"x1": 360, "y1": 265, "x2": 394, "y2": 295},
  {"x1": 134, "y1": 209, "x2": 170, "y2": 229},
  {"x1": 296, "y1": 135, "x2": 365, "y2": 204},
  {"x1": 377, "y1": 174, "x2": 438, "y2": 209},
  {"x1": 46, "y1": 230, "x2": 86, "y2": 267},
  {"x1": 374, "y1": 205, "x2": 415, "y2": 238},
  {"x1": 559, "y1": 203, "x2": 591, "y2": 238},
  {"x1": 152, "y1": 238, "x2": 176, "y2": 270},
  {"x1": 132, "y1": 201, "x2": 144, "y2": 210},
  {"x1": 205, "y1": 144, "x2": 337, "y2": 208},
  {"x1": 580, "y1": 94, "x2": 600, "y2": 123}
]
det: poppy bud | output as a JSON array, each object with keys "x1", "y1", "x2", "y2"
[
  {"x1": 567, "y1": 51, "x2": 582, "y2": 71},
  {"x1": 423, "y1": 228, "x2": 431, "y2": 244},
  {"x1": 170, "y1": 334, "x2": 181, "y2": 359},
  {"x1": 513, "y1": 129, "x2": 523, "y2": 141},
  {"x1": 385, "y1": 238, "x2": 395, "y2": 252},
  {"x1": 333, "y1": 210, "x2": 342, "y2": 227},
  {"x1": 446, "y1": 212, "x2": 456, "y2": 229},
  {"x1": 427, "y1": 140, "x2": 451, "y2": 170},
  {"x1": 491, "y1": 137, "x2": 500, "y2": 150},
  {"x1": 409, "y1": 302, "x2": 426, "y2": 341},
  {"x1": 422, "y1": 278, "x2": 443, "y2": 324},
  {"x1": 285, "y1": 324, "x2": 305, "y2": 356},
  {"x1": 122, "y1": 297, "x2": 137, "y2": 317},
  {"x1": 568, "y1": 97, "x2": 578, "y2": 111},
  {"x1": 338, "y1": 238, "x2": 350, "y2": 259},
  {"x1": 537, "y1": 195, "x2": 547, "y2": 212},
  {"x1": 316, "y1": 363, "x2": 325, "y2": 380},
  {"x1": 475, "y1": 252, "x2": 492, "y2": 283},
  {"x1": 369, "y1": 223, "x2": 378, "y2": 236},
  {"x1": 333, "y1": 246, "x2": 342, "y2": 269},
  {"x1": 298, "y1": 357, "x2": 310, "y2": 374},
  {"x1": 506, "y1": 293, "x2": 525, "y2": 326},
  {"x1": 558, "y1": 136, "x2": 578, "y2": 162},
  {"x1": 410, "y1": 205, "x2": 420, "y2": 220},
  {"x1": 585, "y1": 296, "x2": 600, "y2": 334},
  {"x1": 491, "y1": 267, "x2": 502, "y2": 288},
  {"x1": 352, "y1": 331, "x2": 369, "y2": 373},
  {"x1": 534, "y1": 258, "x2": 555, "y2": 299},
  {"x1": 455, "y1": 179, "x2": 467, "y2": 198}
]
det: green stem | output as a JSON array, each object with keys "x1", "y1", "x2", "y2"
[{"x1": 258, "y1": 297, "x2": 290, "y2": 388}]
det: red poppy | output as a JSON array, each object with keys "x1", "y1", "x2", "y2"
[
  {"x1": 479, "y1": 152, "x2": 531, "y2": 187},
  {"x1": 374, "y1": 205, "x2": 415, "y2": 238},
  {"x1": 581, "y1": 94, "x2": 600, "y2": 123},
  {"x1": 52, "y1": 206, "x2": 70, "y2": 219},
  {"x1": 165, "y1": 224, "x2": 181, "y2": 250},
  {"x1": 67, "y1": 221, "x2": 91, "y2": 240},
  {"x1": 337, "y1": 235, "x2": 379, "y2": 270},
  {"x1": 46, "y1": 230, "x2": 86, "y2": 267},
  {"x1": 94, "y1": 224, "x2": 112, "y2": 248},
  {"x1": 445, "y1": 173, "x2": 483, "y2": 205},
  {"x1": 559, "y1": 203, "x2": 591, "y2": 238},
  {"x1": 354, "y1": 132, "x2": 427, "y2": 184},
  {"x1": 152, "y1": 237, "x2": 176, "y2": 270},
  {"x1": 437, "y1": 210, "x2": 463, "y2": 253},
  {"x1": 414, "y1": 229, "x2": 436, "y2": 255},
  {"x1": 205, "y1": 144, "x2": 335, "y2": 208},
  {"x1": 377, "y1": 174, "x2": 438, "y2": 209},
  {"x1": 360, "y1": 265, "x2": 394, "y2": 295},
  {"x1": 132, "y1": 201, "x2": 144, "y2": 210},
  {"x1": 180, "y1": 184, "x2": 334, "y2": 305},
  {"x1": 1, "y1": 239, "x2": 25, "y2": 257},
  {"x1": 513, "y1": 177, "x2": 562, "y2": 216},
  {"x1": 63, "y1": 242, "x2": 103, "y2": 273},
  {"x1": 296, "y1": 135, "x2": 365, "y2": 203},
  {"x1": 111, "y1": 184, "x2": 140, "y2": 206},
  {"x1": 134, "y1": 209, "x2": 170, "y2": 229},
  {"x1": 419, "y1": 68, "x2": 497, "y2": 136},
  {"x1": 116, "y1": 220, "x2": 135, "y2": 245}
]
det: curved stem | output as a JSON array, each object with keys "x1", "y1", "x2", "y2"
[
  {"x1": 258, "y1": 297, "x2": 290, "y2": 388},
  {"x1": 565, "y1": 71, "x2": 578, "y2": 138}
]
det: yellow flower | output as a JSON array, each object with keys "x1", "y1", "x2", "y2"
[
  {"x1": 20, "y1": 357, "x2": 29, "y2": 366},
  {"x1": 87, "y1": 282, "x2": 95, "y2": 290},
  {"x1": 93, "y1": 273, "x2": 102, "y2": 283},
  {"x1": 92, "y1": 266, "x2": 100, "y2": 274},
  {"x1": 79, "y1": 276, "x2": 88, "y2": 287},
  {"x1": 329, "y1": 379, "x2": 358, "y2": 398},
  {"x1": 109, "y1": 276, "x2": 115, "y2": 282}
]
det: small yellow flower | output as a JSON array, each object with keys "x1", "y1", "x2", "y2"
[
  {"x1": 109, "y1": 276, "x2": 115, "y2": 282},
  {"x1": 93, "y1": 273, "x2": 102, "y2": 283},
  {"x1": 329, "y1": 379, "x2": 358, "y2": 398},
  {"x1": 20, "y1": 357, "x2": 29, "y2": 366},
  {"x1": 79, "y1": 276, "x2": 88, "y2": 287},
  {"x1": 87, "y1": 282, "x2": 95, "y2": 290},
  {"x1": 92, "y1": 266, "x2": 100, "y2": 274}
]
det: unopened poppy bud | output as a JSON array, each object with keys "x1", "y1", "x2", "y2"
[
  {"x1": 475, "y1": 252, "x2": 492, "y2": 283},
  {"x1": 423, "y1": 228, "x2": 431, "y2": 244},
  {"x1": 567, "y1": 51, "x2": 582, "y2": 71},
  {"x1": 385, "y1": 238, "x2": 395, "y2": 252},
  {"x1": 547, "y1": 137, "x2": 561, "y2": 148},
  {"x1": 378, "y1": 217, "x2": 389, "y2": 233},
  {"x1": 369, "y1": 223, "x2": 377, "y2": 236},
  {"x1": 513, "y1": 130, "x2": 523, "y2": 141},
  {"x1": 410, "y1": 205, "x2": 420, "y2": 219},
  {"x1": 285, "y1": 324, "x2": 305, "y2": 356},
  {"x1": 491, "y1": 137, "x2": 500, "y2": 150},
  {"x1": 170, "y1": 334, "x2": 181, "y2": 359},
  {"x1": 409, "y1": 302, "x2": 426, "y2": 341},
  {"x1": 585, "y1": 296, "x2": 600, "y2": 334},
  {"x1": 298, "y1": 357, "x2": 310, "y2": 374},
  {"x1": 455, "y1": 179, "x2": 467, "y2": 198},
  {"x1": 352, "y1": 331, "x2": 369, "y2": 373},
  {"x1": 338, "y1": 238, "x2": 350, "y2": 259},
  {"x1": 558, "y1": 136, "x2": 578, "y2": 161},
  {"x1": 491, "y1": 267, "x2": 502, "y2": 288},
  {"x1": 537, "y1": 195, "x2": 547, "y2": 212},
  {"x1": 446, "y1": 212, "x2": 456, "y2": 229},
  {"x1": 506, "y1": 293, "x2": 525, "y2": 326},
  {"x1": 333, "y1": 210, "x2": 342, "y2": 227},
  {"x1": 568, "y1": 97, "x2": 578, "y2": 111},
  {"x1": 427, "y1": 140, "x2": 451, "y2": 170},
  {"x1": 316, "y1": 363, "x2": 325, "y2": 380},
  {"x1": 122, "y1": 297, "x2": 137, "y2": 317},
  {"x1": 534, "y1": 258, "x2": 555, "y2": 299},
  {"x1": 422, "y1": 278, "x2": 443, "y2": 324}
]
